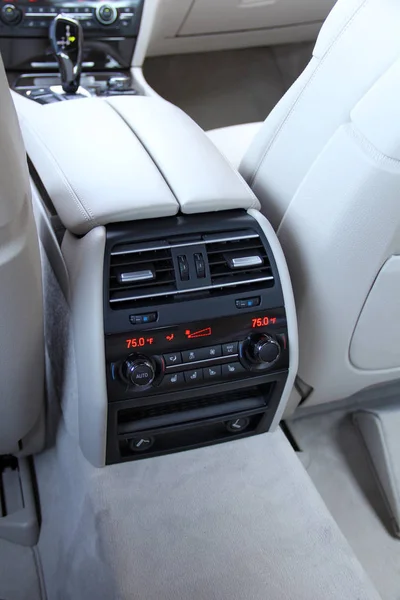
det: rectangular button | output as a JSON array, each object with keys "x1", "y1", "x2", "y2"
[
  {"x1": 236, "y1": 297, "x2": 261, "y2": 309},
  {"x1": 194, "y1": 253, "x2": 206, "y2": 278},
  {"x1": 142, "y1": 312, "x2": 157, "y2": 324},
  {"x1": 163, "y1": 352, "x2": 182, "y2": 367},
  {"x1": 222, "y1": 342, "x2": 238, "y2": 356},
  {"x1": 222, "y1": 363, "x2": 246, "y2": 377},
  {"x1": 162, "y1": 372, "x2": 184, "y2": 387},
  {"x1": 204, "y1": 365, "x2": 222, "y2": 380},
  {"x1": 197, "y1": 345, "x2": 222, "y2": 360},
  {"x1": 182, "y1": 349, "x2": 202, "y2": 363},
  {"x1": 178, "y1": 255, "x2": 189, "y2": 281},
  {"x1": 184, "y1": 369, "x2": 203, "y2": 384}
]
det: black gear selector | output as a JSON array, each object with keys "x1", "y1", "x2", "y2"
[{"x1": 49, "y1": 14, "x2": 83, "y2": 94}]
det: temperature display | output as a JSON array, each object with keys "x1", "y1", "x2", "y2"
[
  {"x1": 126, "y1": 337, "x2": 154, "y2": 349},
  {"x1": 252, "y1": 316, "x2": 277, "y2": 328}
]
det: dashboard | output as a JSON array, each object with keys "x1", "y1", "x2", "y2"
[{"x1": 0, "y1": 0, "x2": 144, "y2": 72}]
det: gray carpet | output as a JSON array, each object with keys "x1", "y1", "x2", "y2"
[
  {"x1": 0, "y1": 540, "x2": 42, "y2": 600},
  {"x1": 143, "y1": 44, "x2": 313, "y2": 130},
  {"x1": 288, "y1": 410, "x2": 400, "y2": 600}
]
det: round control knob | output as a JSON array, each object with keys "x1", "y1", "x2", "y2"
[
  {"x1": 95, "y1": 4, "x2": 118, "y2": 25},
  {"x1": 248, "y1": 334, "x2": 281, "y2": 368},
  {"x1": 123, "y1": 358, "x2": 155, "y2": 387},
  {"x1": 1, "y1": 4, "x2": 22, "y2": 25}
]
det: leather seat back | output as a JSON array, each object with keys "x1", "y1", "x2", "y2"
[
  {"x1": 239, "y1": 0, "x2": 400, "y2": 406},
  {"x1": 0, "y1": 56, "x2": 45, "y2": 454}
]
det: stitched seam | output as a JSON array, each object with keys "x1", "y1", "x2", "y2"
[
  {"x1": 20, "y1": 115, "x2": 98, "y2": 227},
  {"x1": 349, "y1": 122, "x2": 400, "y2": 167},
  {"x1": 249, "y1": 0, "x2": 371, "y2": 188},
  {"x1": 107, "y1": 100, "x2": 260, "y2": 210}
]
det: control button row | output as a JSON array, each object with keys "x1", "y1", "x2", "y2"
[
  {"x1": 164, "y1": 342, "x2": 238, "y2": 367},
  {"x1": 162, "y1": 362, "x2": 246, "y2": 387}
]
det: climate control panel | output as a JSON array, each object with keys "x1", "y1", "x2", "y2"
[
  {"x1": 0, "y1": 0, "x2": 143, "y2": 37},
  {"x1": 106, "y1": 309, "x2": 288, "y2": 401}
]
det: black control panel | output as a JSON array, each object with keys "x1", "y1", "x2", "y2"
[
  {"x1": 0, "y1": 0, "x2": 143, "y2": 37},
  {"x1": 104, "y1": 212, "x2": 291, "y2": 465},
  {"x1": 106, "y1": 310, "x2": 288, "y2": 399}
]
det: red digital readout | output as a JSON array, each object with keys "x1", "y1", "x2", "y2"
[
  {"x1": 185, "y1": 327, "x2": 212, "y2": 339},
  {"x1": 252, "y1": 316, "x2": 277, "y2": 328},
  {"x1": 126, "y1": 337, "x2": 154, "y2": 349}
]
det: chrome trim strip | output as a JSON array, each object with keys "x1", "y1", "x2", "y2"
[
  {"x1": 110, "y1": 234, "x2": 260, "y2": 256},
  {"x1": 118, "y1": 270, "x2": 154, "y2": 284},
  {"x1": 166, "y1": 354, "x2": 239, "y2": 370},
  {"x1": 109, "y1": 275, "x2": 274, "y2": 304},
  {"x1": 231, "y1": 256, "x2": 263, "y2": 268}
]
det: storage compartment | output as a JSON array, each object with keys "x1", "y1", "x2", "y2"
[{"x1": 179, "y1": 0, "x2": 336, "y2": 36}]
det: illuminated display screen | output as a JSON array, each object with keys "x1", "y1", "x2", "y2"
[{"x1": 106, "y1": 309, "x2": 286, "y2": 362}]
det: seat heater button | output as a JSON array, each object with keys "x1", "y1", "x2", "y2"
[
  {"x1": 204, "y1": 365, "x2": 222, "y2": 380},
  {"x1": 162, "y1": 372, "x2": 184, "y2": 387},
  {"x1": 222, "y1": 362, "x2": 246, "y2": 377},
  {"x1": 184, "y1": 369, "x2": 203, "y2": 383}
]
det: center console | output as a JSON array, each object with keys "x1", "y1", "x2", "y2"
[
  {"x1": 0, "y1": 0, "x2": 144, "y2": 98},
  {"x1": 12, "y1": 90, "x2": 298, "y2": 467},
  {"x1": 104, "y1": 213, "x2": 290, "y2": 463}
]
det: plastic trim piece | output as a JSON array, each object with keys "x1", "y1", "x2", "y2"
[
  {"x1": 247, "y1": 209, "x2": 299, "y2": 428},
  {"x1": 62, "y1": 227, "x2": 108, "y2": 468}
]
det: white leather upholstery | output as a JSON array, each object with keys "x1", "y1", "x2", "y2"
[
  {"x1": 206, "y1": 122, "x2": 263, "y2": 169},
  {"x1": 12, "y1": 93, "x2": 179, "y2": 235},
  {"x1": 208, "y1": 0, "x2": 400, "y2": 407},
  {"x1": 0, "y1": 57, "x2": 44, "y2": 454},
  {"x1": 107, "y1": 97, "x2": 260, "y2": 215},
  {"x1": 13, "y1": 94, "x2": 259, "y2": 235}
]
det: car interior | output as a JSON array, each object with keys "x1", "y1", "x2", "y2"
[{"x1": 1, "y1": 0, "x2": 400, "y2": 598}]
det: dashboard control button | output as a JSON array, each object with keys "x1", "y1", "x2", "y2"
[
  {"x1": 178, "y1": 255, "x2": 190, "y2": 281},
  {"x1": 235, "y1": 296, "x2": 261, "y2": 309},
  {"x1": 163, "y1": 352, "x2": 182, "y2": 367},
  {"x1": 162, "y1": 372, "x2": 184, "y2": 387},
  {"x1": 129, "y1": 312, "x2": 157, "y2": 325},
  {"x1": 184, "y1": 369, "x2": 203, "y2": 384},
  {"x1": 182, "y1": 349, "x2": 201, "y2": 363},
  {"x1": 129, "y1": 435, "x2": 154, "y2": 452},
  {"x1": 248, "y1": 334, "x2": 281, "y2": 367},
  {"x1": 194, "y1": 253, "x2": 206, "y2": 278},
  {"x1": 204, "y1": 365, "x2": 222, "y2": 380},
  {"x1": 226, "y1": 418, "x2": 250, "y2": 433},
  {"x1": 222, "y1": 342, "x2": 238, "y2": 356},
  {"x1": 1, "y1": 4, "x2": 22, "y2": 25},
  {"x1": 123, "y1": 358, "x2": 155, "y2": 387},
  {"x1": 222, "y1": 362, "x2": 245, "y2": 377},
  {"x1": 197, "y1": 345, "x2": 222, "y2": 360},
  {"x1": 95, "y1": 3, "x2": 117, "y2": 25}
]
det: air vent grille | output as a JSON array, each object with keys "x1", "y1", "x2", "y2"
[
  {"x1": 206, "y1": 235, "x2": 274, "y2": 290},
  {"x1": 108, "y1": 230, "x2": 274, "y2": 309},
  {"x1": 109, "y1": 245, "x2": 177, "y2": 308}
]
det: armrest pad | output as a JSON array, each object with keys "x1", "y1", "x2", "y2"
[
  {"x1": 106, "y1": 96, "x2": 261, "y2": 215},
  {"x1": 13, "y1": 93, "x2": 179, "y2": 235},
  {"x1": 13, "y1": 93, "x2": 260, "y2": 235}
]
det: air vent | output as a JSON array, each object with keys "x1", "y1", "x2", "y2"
[
  {"x1": 108, "y1": 230, "x2": 274, "y2": 309},
  {"x1": 206, "y1": 233, "x2": 274, "y2": 291},
  {"x1": 109, "y1": 242, "x2": 177, "y2": 309}
]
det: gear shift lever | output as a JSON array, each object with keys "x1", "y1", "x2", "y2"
[{"x1": 49, "y1": 14, "x2": 83, "y2": 94}]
